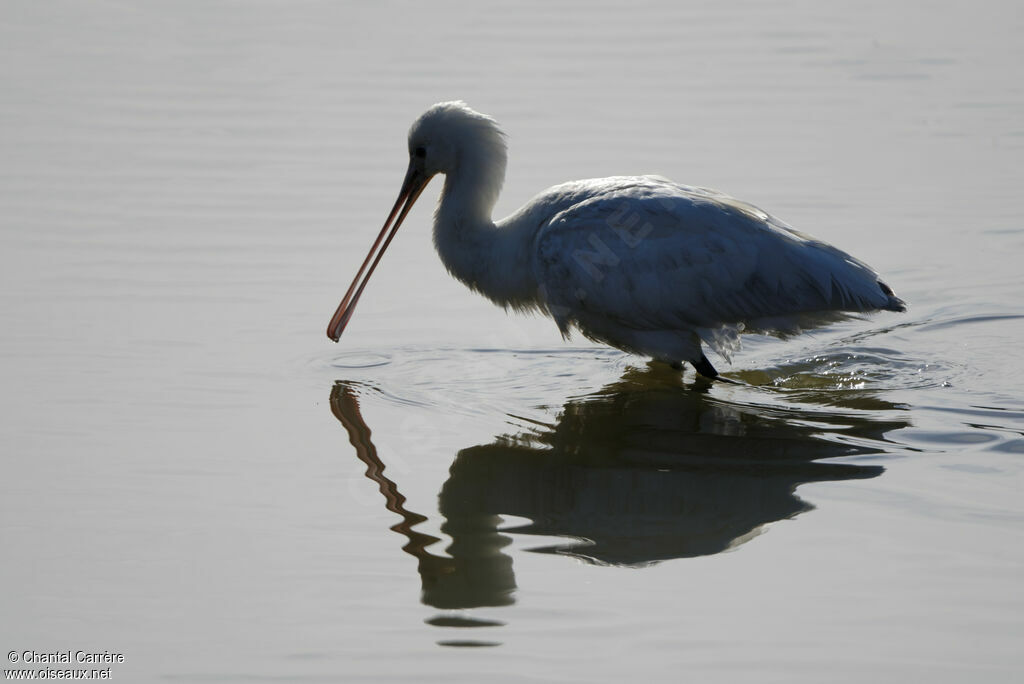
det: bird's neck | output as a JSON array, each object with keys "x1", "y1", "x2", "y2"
[{"x1": 432, "y1": 154, "x2": 536, "y2": 309}]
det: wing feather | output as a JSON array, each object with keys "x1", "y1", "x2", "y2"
[{"x1": 531, "y1": 177, "x2": 899, "y2": 350}]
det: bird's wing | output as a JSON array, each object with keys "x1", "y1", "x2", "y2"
[{"x1": 532, "y1": 177, "x2": 896, "y2": 341}]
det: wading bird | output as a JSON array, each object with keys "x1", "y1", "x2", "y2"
[{"x1": 327, "y1": 102, "x2": 905, "y2": 379}]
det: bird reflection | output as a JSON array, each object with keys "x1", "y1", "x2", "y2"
[
  {"x1": 330, "y1": 367, "x2": 905, "y2": 612},
  {"x1": 331, "y1": 387, "x2": 515, "y2": 611}
]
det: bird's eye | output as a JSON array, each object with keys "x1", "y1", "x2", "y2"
[{"x1": 414, "y1": 146, "x2": 426, "y2": 158}]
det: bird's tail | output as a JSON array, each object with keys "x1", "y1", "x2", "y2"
[{"x1": 877, "y1": 280, "x2": 907, "y2": 312}]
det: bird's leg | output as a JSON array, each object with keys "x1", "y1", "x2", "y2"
[
  {"x1": 692, "y1": 353, "x2": 719, "y2": 379},
  {"x1": 670, "y1": 356, "x2": 739, "y2": 385},
  {"x1": 691, "y1": 354, "x2": 745, "y2": 384}
]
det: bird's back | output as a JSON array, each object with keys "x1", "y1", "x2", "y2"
[{"x1": 524, "y1": 175, "x2": 904, "y2": 359}]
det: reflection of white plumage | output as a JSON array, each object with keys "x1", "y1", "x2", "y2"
[{"x1": 328, "y1": 101, "x2": 905, "y2": 378}]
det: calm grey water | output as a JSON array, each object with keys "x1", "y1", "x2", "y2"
[{"x1": 2, "y1": 2, "x2": 1023, "y2": 682}]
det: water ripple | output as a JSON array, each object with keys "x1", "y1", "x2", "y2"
[
  {"x1": 737, "y1": 345, "x2": 954, "y2": 393},
  {"x1": 313, "y1": 345, "x2": 629, "y2": 418}
]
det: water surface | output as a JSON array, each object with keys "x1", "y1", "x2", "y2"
[{"x1": 2, "y1": 1, "x2": 1023, "y2": 682}]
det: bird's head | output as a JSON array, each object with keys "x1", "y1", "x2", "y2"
[
  {"x1": 326, "y1": 101, "x2": 506, "y2": 342},
  {"x1": 406, "y1": 100, "x2": 506, "y2": 180}
]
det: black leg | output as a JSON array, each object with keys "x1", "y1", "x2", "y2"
[{"x1": 692, "y1": 353, "x2": 719, "y2": 379}]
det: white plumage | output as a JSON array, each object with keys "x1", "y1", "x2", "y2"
[{"x1": 328, "y1": 102, "x2": 905, "y2": 378}]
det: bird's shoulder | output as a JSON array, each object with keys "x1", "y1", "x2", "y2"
[
  {"x1": 527, "y1": 175, "x2": 810, "y2": 248},
  {"x1": 527, "y1": 175, "x2": 810, "y2": 276}
]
